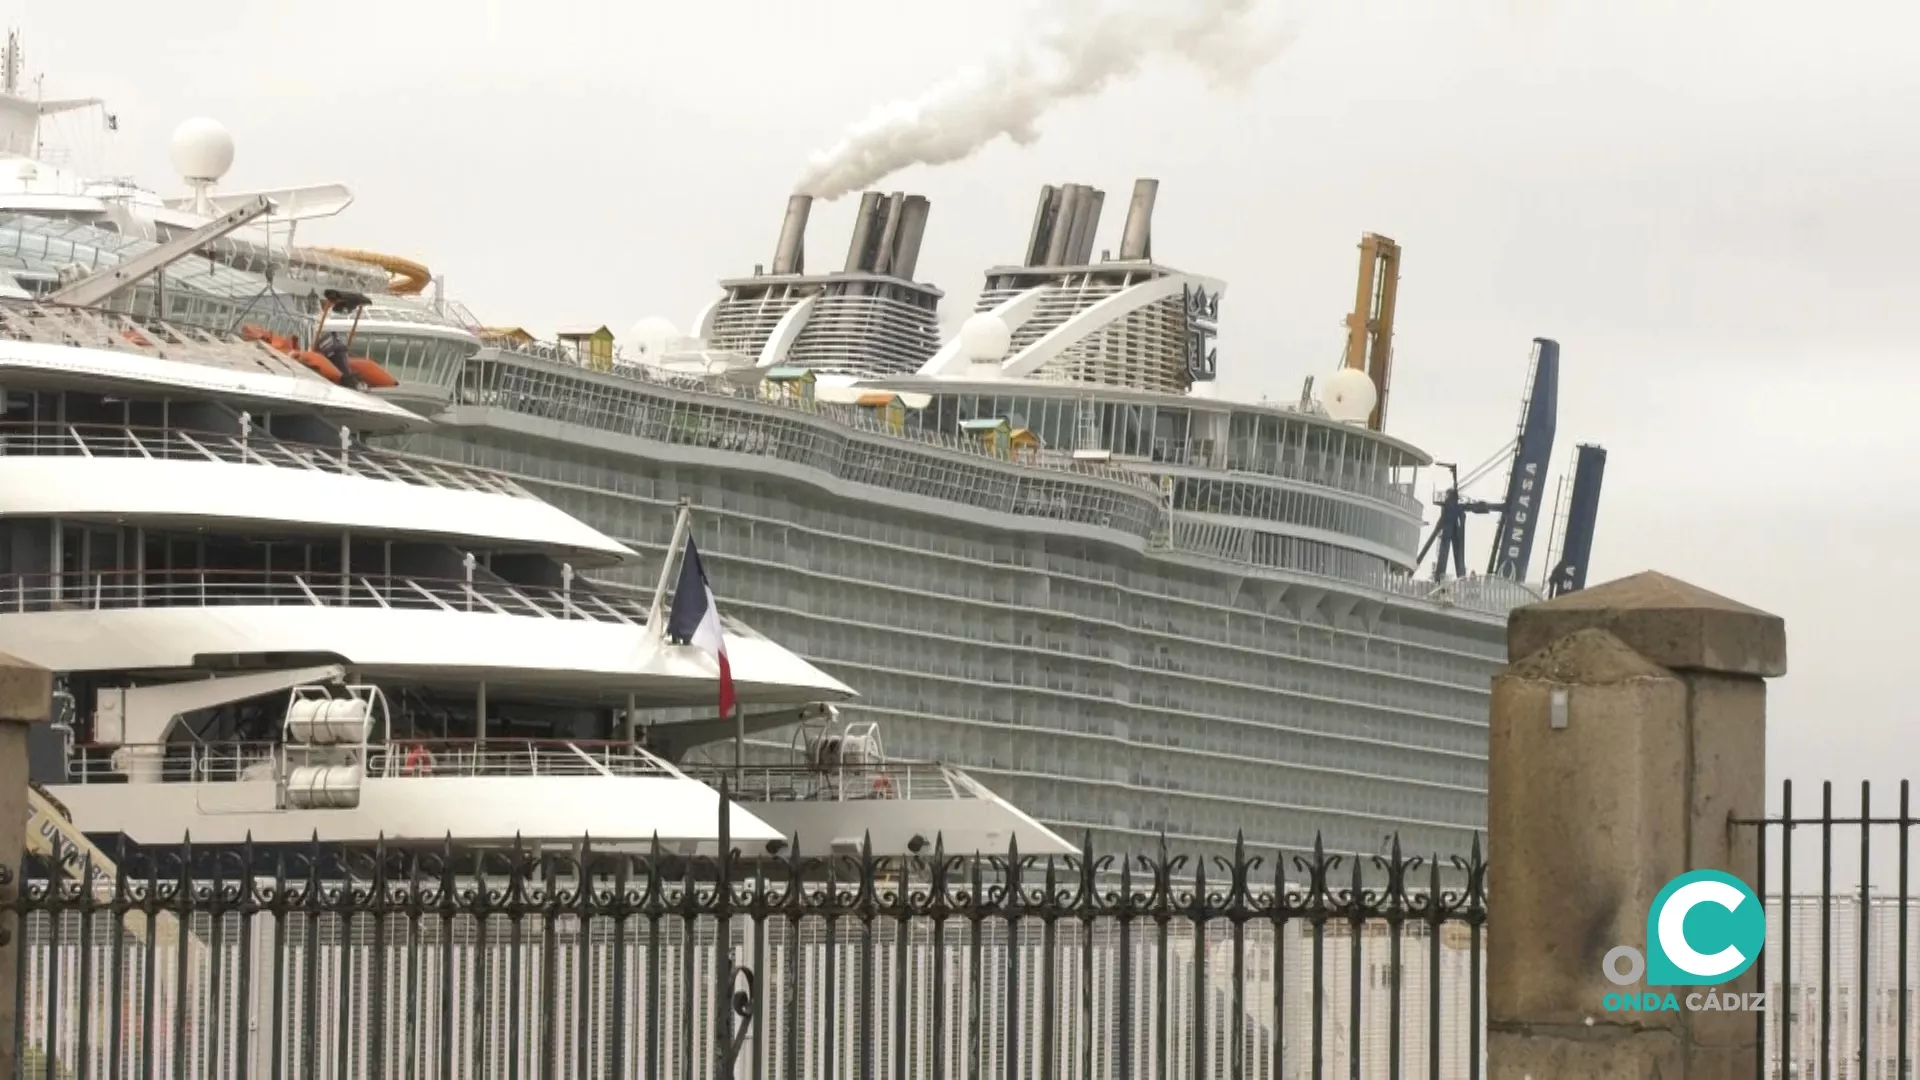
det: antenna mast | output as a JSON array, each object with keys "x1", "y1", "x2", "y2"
[{"x1": 2, "y1": 31, "x2": 20, "y2": 97}]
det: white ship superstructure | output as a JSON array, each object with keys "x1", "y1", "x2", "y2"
[{"x1": 0, "y1": 43, "x2": 1076, "y2": 864}]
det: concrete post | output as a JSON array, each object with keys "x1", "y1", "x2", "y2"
[
  {"x1": 1487, "y1": 571, "x2": 1785, "y2": 1079},
  {"x1": 0, "y1": 651, "x2": 52, "y2": 1080}
]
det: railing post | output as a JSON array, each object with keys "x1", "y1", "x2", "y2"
[
  {"x1": 0, "y1": 652, "x2": 53, "y2": 1080},
  {"x1": 1488, "y1": 571, "x2": 1785, "y2": 1078}
]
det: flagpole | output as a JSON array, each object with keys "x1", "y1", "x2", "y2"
[
  {"x1": 734, "y1": 702, "x2": 745, "y2": 792},
  {"x1": 647, "y1": 496, "x2": 693, "y2": 637}
]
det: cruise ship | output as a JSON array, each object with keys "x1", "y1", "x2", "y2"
[
  {"x1": 0, "y1": 48, "x2": 1071, "y2": 868},
  {"x1": 0, "y1": 53, "x2": 1605, "y2": 871},
  {"x1": 395, "y1": 185, "x2": 1593, "y2": 867}
]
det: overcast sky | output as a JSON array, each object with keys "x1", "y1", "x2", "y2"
[{"x1": 15, "y1": 0, "x2": 1914, "y2": 807}]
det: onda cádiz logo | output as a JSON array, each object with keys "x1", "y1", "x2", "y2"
[{"x1": 1600, "y1": 869, "x2": 1769, "y2": 1013}]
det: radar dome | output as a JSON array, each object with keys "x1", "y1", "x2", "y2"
[
  {"x1": 958, "y1": 313, "x2": 1012, "y2": 364},
  {"x1": 171, "y1": 117, "x2": 234, "y2": 182},
  {"x1": 1320, "y1": 367, "x2": 1378, "y2": 424},
  {"x1": 627, "y1": 316, "x2": 680, "y2": 359}
]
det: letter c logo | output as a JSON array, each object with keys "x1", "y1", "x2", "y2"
[
  {"x1": 1645, "y1": 870, "x2": 1765, "y2": 987},
  {"x1": 1658, "y1": 880, "x2": 1748, "y2": 978}
]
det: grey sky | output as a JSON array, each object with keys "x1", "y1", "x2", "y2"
[{"x1": 16, "y1": 0, "x2": 1914, "y2": 803}]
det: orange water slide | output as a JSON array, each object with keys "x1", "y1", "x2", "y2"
[{"x1": 309, "y1": 247, "x2": 432, "y2": 295}]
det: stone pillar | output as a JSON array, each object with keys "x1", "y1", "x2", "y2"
[
  {"x1": 0, "y1": 651, "x2": 51, "y2": 1080},
  {"x1": 1487, "y1": 572, "x2": 1785, "y2": 1079}
]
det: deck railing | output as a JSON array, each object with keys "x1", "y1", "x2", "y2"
[
  {"x1": 476, "y1": 340, "x2": 1425, "y2": 513},
  {"x1": 62, "y1": 738, "x2": 679, "y2": 785},
  {"x1": 0, "y1": 568, "x2": 652, "y2": 626},
  {"x1": 0, "y1": 301, "x2": 322, "y2": 381},
  {"x1": 471, "y1": 344, "x2": 1163, "y2": 495},
  {"x1": 677, "y1": 761, "x2": 983, "y2": 804},
  {"x1": 60, "y1": 741, "x2": 981, "y2": 803},
  {"x1": 0, "y1": 420, "x2": 532, "y2": 498}
]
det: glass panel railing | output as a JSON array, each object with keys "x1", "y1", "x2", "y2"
[
  {"x1": 0, "y1": 421, "x2": 530, "y2": 498},
  {"x1": 0, "y1": 569, "x2": 650, "y2": 626}
]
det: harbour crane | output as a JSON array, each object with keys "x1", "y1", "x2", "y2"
[
  {"x1": 1343, "y1": 233, "x2": 1401, "y2": 432},
  {"x1": 1416, "y1": 337, "x2": 1605, "y2": 592},
  {"x1": 1543, "y1": 444, "x2": 1608, "y2": 597}
]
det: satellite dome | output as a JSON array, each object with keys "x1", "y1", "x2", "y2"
[
  {"x1": 958, "y1": 313, "x2": 1012, "y2": 364},
  {"x1": 1320, "y1": 367, "x2": 1378, "y2": 423},
  {"x1": 170, "y1": 117, "x2": 234, "y2": 183},
  {"x1": 627, "y1": 316, "x2": 680, "y2": 358}
]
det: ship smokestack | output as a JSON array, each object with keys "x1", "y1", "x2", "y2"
[
  {"x1": 871, "y1": 192, "x2": 907, "y2": 276},
  {"x1": 1065, "y1": 185, "x2": 1105, "y2": 265},
  {"x1": 1023, "y1": 182, "x2": 1105, "y2": 266},
  {"x1": 1118, "y1": 178, "x2": 1157, "y2": 260},
  {"x1": 772, "y1": 194, "x2": 812, "y2": 274},
  {"x1": 1024, "y1": 184, "x2": 1059, "y2": 267},
  {"x1": 1044, "y1": 185, "x2": 1080, "y2": 266},
  {"x1": 844, "y1": 191, "x2": 884, "y2": 272},
  {"x1": 892, "y1": 195, "x2": 931, "y2": 280}
]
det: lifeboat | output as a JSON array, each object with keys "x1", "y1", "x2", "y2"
[
  {"x1": 245, "y1": 294, "x2": 403, "y2": 390},
  {"x1": 312, "y1": 289, "x2": 401, "y2": 390},
  {"x1": 291, "y1": 350, "x2": 343, "y2": 383},
  {"x1": 241, "y1": 323, "x2": 301, "y2": 356},
  {"x1": 346, "y1": 356, "x2": 398, "y2": 389}
]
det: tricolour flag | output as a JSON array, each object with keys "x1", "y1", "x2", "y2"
[{"x1": 666, "y1": 537, "x2": 734, "y2": 717}]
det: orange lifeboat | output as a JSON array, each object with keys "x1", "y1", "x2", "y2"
[
  {"x1": 346, "y1": 356, "x2": 398, "y2": 389},
  {"x1": 291, "y1": 350, "x2": 344, "y2": 383},
  {"x1": 241, "y1": 324, "x2": 300, "y2": 354}
]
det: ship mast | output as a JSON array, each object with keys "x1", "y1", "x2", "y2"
[
  {"x1": 0, "y1": 31, "x2": 110, "y2": 160},
  {"x1": 2, "y1": 30, "x2": 21, "y2": 98}
]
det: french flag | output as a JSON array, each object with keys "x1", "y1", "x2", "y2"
[{"x1": 666, "y1": 537, "x2": 735, "y2": 718}]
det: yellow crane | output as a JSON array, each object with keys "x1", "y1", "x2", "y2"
[{"x1": 1342, "y1": 233, "x2": 1401, "y2": 433}]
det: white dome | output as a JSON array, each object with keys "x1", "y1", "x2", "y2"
[
  {"x1": 1320, "y1": 367, "x2": 1378, "y2": 424},
  {"x1": 171, "y1": 117, "x2": 234, "y2": 182},
  {"x1": 627, "y1": 316, "x2": 681, "y2": 358},
  {"x1": 958, "y1": 313, "x2": 1012, "y2": 363}
]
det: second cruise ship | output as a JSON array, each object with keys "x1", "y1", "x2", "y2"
[{"x1": 397, "y1": 184, "x2": 1607, "y2": 865}]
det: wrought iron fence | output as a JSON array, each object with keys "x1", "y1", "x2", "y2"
[
  {"x1": 4, "y1": 790, "x2": 1489, "y2": 1079},
  {"x1": 1743, "y1": 779, "x2": 1920, "y2": 1080}
]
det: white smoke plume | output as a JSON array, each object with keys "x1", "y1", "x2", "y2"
[{"x1": 794, "y1": 0, "x2": 1296, "y2": 200}]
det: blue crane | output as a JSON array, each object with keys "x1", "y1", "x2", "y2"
[
  {"x1": 1545, "y1": 444, "x2": 1608, "y2": 596},
  {"x1": 1416, "y1": 338, "x2": 1564, "y2": 584}
]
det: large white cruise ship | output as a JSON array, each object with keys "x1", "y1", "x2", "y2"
[
  {"x1": 401, "y1": 188, "x2": 1608, "y2": 868},
  {"x1": 0, "y1": 44, "x2": 1071, "y2": 867},
  {"x1": 0, "y1": 46, "x2": 1606, "y2": 871}
]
